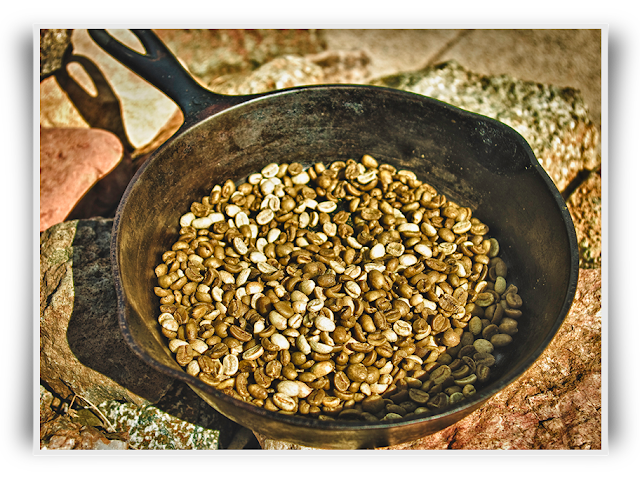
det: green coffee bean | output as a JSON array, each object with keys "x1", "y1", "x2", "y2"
[{"x1": 155, "y1": 155, "x2": 525, "y2": 422}]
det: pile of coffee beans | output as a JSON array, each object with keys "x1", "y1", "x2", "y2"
[{"x1": 153, "y1": 155, "x2": 524, "y2": 422}]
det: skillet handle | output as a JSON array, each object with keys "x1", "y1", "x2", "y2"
[{"x1": 88, "y1": 29, "x2": 252, "y2": 118}]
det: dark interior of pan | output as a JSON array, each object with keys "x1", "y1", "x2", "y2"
[{"x1": 111, "y1": 84, "x2": 578, "y2": 448}]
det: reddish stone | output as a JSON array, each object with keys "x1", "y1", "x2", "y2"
[{"x1": 40, "y1": 127, "x2": 123, "y2": 231}]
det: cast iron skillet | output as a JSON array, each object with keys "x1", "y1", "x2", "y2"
[{"x1": 89, "y1": 29, "x2": 579, "y2": 449}]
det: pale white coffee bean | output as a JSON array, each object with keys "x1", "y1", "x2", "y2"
[
  {"x1": 307, "y1": 298, "x2": 324, "y2": 313},
  {"x1": 397, "y1": 223, "x2": 419, "y2": 233},
  {"x1": 261, "y1": 162, "x2": 279, "y2": 178},
  {"x1": 191, "y1": 216, "x2": 214, "y2": 229},
  {"x1": 225, "y1": 204, "x2": 241, "y2": 217},
  {"x1": 309, "y1": 340, "x2": 334, "y2": 354},
  {"x1": 267, "y1": 228, "x2": 281, "y2": 243},
  {"x1": 310, "y1": 360, "x2": 334, "y2": 377},
  {"x1": 277, "y1": 380, "x2": 300, "y2": 398},
  {"x1": 260, "y1": 179, "x2": 275, "y2": 196},
  {"x1": 189, "y1": 339, "x2": 209, "y2": 355},
  {"x1": 222, "y1": 354, "x2": 239, "y2": 376},
  {"x1": 386, "y1": 242, "x2": 405, "y2": 257},
  {"x1": 315, "y1": 315, "x2": 336, "y2": 332},
  {"x1": 257, "y1": 262, "x2": 278, "y2": 274},
  {"x1": 236, "y1": 268, "x2": 251, "y2": 286},
  {"x1": 296, "y1": 335, "x2": 311, "y2": 355},
  {"x1": 250, "y1": 251, "x2": 268, "y2": 263},
  {"x1": 414, "y1": 243, "x2": 433, "y2": 258},
  {"x1": 317, "y1": 200, "x2": 337, "y2": 213},
  {"x1": 291, "y1": 171, "x2": 310, "y2": 185},
  {"x1": 288, "y1": 313, "x2": 303, "y2": 328},
  {"x1": 344, "y1": 281, "x2": 361, "y2": 298},
  {"x1": 269, "y1": 311, "x2": 288, "y2": 330},
  {"x1": 235, "y1": 211, "x2": 250, "y2": 228},
  {"x1": 370, "y1": 243, "x2": 386, "y2": 260},
  {"x1": 186, "y1": 360, "x2": 200, "y2": 377},
  {"x1": 169, "y1": 338, "x2": 189, "y2": 353},
  {"x1": 180, "y1": 212, "x2": 195, "y2": 227},
  {"x1": 393, "y1": 320, "x2": 413, "y2": 337},
  {"x1": 248, "y1": 173, "x2": 263, "y2": 184},
  {"x1": 399, "y1": 254, "x2": 418, "y2": 267},
  {"x1": 256, "y1": 209, "x2": 275, "y2": 225},
  {"x1": 233, "y1": 237, "x2": 249, "y2": 255},
  {"x1": 158, "y1": 312, "x2": 175, "y2": 324},
  {"x1": 270, "y1": 333, "x2": 290, "y2": 350}
]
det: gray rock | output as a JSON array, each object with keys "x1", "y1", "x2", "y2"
[
  {"x1": 372, "y1": 60, "x2": 601, "y2": 192},
  {"x1": 40, "y1": 29, "x2": 72, "y2": 78},
  {"x1": 98, "y1": 400, "x2": 221, "y2": 450},
  {"x1": 40, "y1": 218, "x2": 174, "y2": 406}
]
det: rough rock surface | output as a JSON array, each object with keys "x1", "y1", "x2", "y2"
[
  {"x1": 39, "y1": 218, "x2": 174, "y2": 406},
  {"x1": 372, "y1": 60, "x2": 601, "y2": 193},
  {"x1": 155, "y1": 28, "x2": 327, "y2": 88},
  {"x1": 40, "y1": 29, "x2": 72, "y2": 78},
  {"x1": 567, "y1": 171, "x2": 602, "y2": 269},
  {"x1": 40, "y1": 380, "x2": 221, "y2": 450}
]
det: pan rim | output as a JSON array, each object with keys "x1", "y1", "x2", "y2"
[{"x1": 110, "y1": 84, "x2": 580, "y2": 444}]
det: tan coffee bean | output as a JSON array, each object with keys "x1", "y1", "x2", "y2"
[
  {"x1": 393, "y1": 320, "x2": 413, "y2": 337},
  {"x1": 272, "y1": 393, "x2": 297, "y2": 412},
  {"x1": 505, "y1": 292, "x2": 523, "y2": 309},
  {"x1": 234, "y1": 371, "x2": 250, "y2": 397},
  {"x1": 473, "y1": 338, "x2": 494, "y2": 354},
  {"x1": 368, "y1": 270, "x2": 388, "y2": 291},
  {"x1": 270, "y1": 300, "x2": 292, "y2": 319},
  {"x1": 491, "y1": 333, "x2": 513, "y2": 348},
  {"x1": 175, "y1": 345, "x2": 193, "y2": 367},
  {"x1": 346, "y1": 363, "x2": 369, "y2": 383},
  {"x1": 441, "y1": 328, "x2": 460, "y2": 347},
  {"x1": 499, "y1": 318, "x2": 518, "y2": 336},
  {"x1": 349, "y1": 342, "x2": 374, "y2": 354},
  {"x1": 408, "y1": 388, "x2": 430, "y2": 406},
  {"x1": 268, "y1": 310, "x2": 288, "y2": 330},
  {"x1": 329, "y1": 326, "x2": 349, "y2": 344},
  {"x1": 361, "y1": 394, "x2": 385, "y2": 413},
  {"x1": 430, "y1": 365, "x2": 452, "y2": 385},
  {"x1": 469, "y1": 356, "x2": 491, "y2": 373},
  {"x1": 229, "y1": 325, "x2": 252, "y2": 343},
  {"x1": 334, "y1": 370, "x2": 351, "y2": 392}
]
